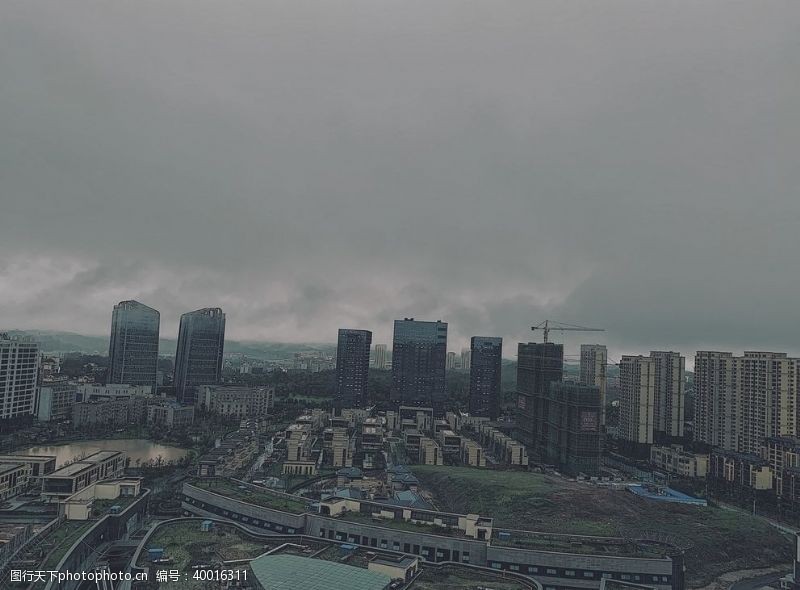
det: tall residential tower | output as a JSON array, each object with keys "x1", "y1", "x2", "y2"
[
  {"x1": 650, "y1": 351, "x2": 685, "y2": 441},
  {"x1": 695, "y1": 351, "x2": 797, "y2": 454},
  {"x1": 619, "y1": 355, "x2": 656, "y2": 453}
]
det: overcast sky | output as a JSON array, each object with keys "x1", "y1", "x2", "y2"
[{"x1": 1, "y1": 1, "x2": 798, "y2": 362}]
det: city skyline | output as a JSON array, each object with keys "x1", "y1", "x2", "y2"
[{"x1": 10, "y1": 318, "x2": 800, "y2": 372}]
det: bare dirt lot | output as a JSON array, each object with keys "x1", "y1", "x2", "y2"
[{"x1": 414, "y1": 465, "x2": 792, "y2": 588}]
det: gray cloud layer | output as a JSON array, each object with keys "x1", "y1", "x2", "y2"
[{"x1": 1, "y1": 1, "x2": 799, "y2": 361}]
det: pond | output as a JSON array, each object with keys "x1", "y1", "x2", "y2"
[{"x1": 18, "y1": 439, "x2": 191, "y2": 467}]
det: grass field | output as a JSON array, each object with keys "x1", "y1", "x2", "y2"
[{"x1": 413, "y1": 465, "x2": 792, "y2": 587}]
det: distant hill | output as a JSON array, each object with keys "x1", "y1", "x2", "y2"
[{"x1": 3, "y1": 329, "x2": 336, "y2": 360}]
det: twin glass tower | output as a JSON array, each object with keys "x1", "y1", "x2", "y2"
[{"x1": 108, "y1": 301, "x2": 224, "y2": 402}]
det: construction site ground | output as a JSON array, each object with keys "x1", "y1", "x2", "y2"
[{"x1": 413, "y1": 465, "x2": 792, "y2": 588}]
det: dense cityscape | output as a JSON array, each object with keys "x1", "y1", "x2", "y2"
[
  {"x1": 2, "y1": 1, "x2": 797, "y2": 590},
  {"x1": 0, "y1": 303, "x2": 798, "y2": 590}
]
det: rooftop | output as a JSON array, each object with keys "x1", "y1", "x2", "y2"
[
  {"x1": 188, "y1": 479, "x2": 309, "y2": 514},
  {"x1": 0, "y1": 462, "x2": 24, "y2": 475},
  {"x1": 0, "y1": 454, "x2": 57, "y2": 463},
  {"x1": 249, "y1": 554, "x2": 390, "y2": 590},
  {"x1": 370, "y1": 554, "x2": 418, "y2": 568},
  {"x1": 47, "y1": 451, "x2": 124, "y2": 478}
]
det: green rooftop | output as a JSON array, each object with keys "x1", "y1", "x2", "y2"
[
  {"x1": 249, "y1": 554, "x2": 390, "y2": 590},
  {"x1": 189, "y1": 478, "x2": 309, "y2": 514}
]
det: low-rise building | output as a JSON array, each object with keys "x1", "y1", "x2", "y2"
[
  {"x1": 282, "y1": 460, "x2": 317, "y2": 476},
  {"x1": 338, "y1": 407, "x2": 370, "y2": 426},
  {"x1": 650, "y1": 446, "x2": 709, "y2": 478},
  {"x1": 437, "y1": 429, "x2": 462, "y2": 456},
  {"x1": 418, "y1": 437, "x2": 443, "y2": 465},
  {"x1": 460, "y1": 439, "x2": 486, "y2": 467},
  {"x1": 445, "y1": 410, "x2": 490, "y2": 434},
  {"x1": 361, "y1": 419, "x2": 385, "y2": 452},
  {"x1": 400, "y1": 430, "x2": 421, "y2": 459},
  {"x1": 327, "y1": 427, "x2": 352, "y2": 468},
  {"x1": 60, "y1": 478, "x2": 143, "y2": 520},
  {"x1": 387, "y1": 465, "x2": 419, "y2": 492},
  {"x1": 398, "y1": 406, "x2": 434, "y2": 433},
  {"x1": 0, "y1": 454, "x2": 56, "y2": 484},
  {"x1": 477, "y1": 424, "x2": 529, "y2": 466},
  {"x1": 0, "y1": 524, "x2": 32, "y2": 570},
  {"x1": 76, "y1": 383, "x2": 152, "y2": 401},
  {"x1": 183, "y1": 480, "x2": 681, "y2": 590},
  {"x1": 36, "y1": 379, "x2": 77, "y2": 422},
  {"x1": 41, "y1": 451, "x2": 126, "y2": 501},
  {"x1": 199, "y1": 385, "x2": 274, "y2": 417},
  {"x1": 709, "y1": 449, "x2": 772, "y2": 495},
  {"x1": 146, "y1": 402, "x2": 195, "y2": 427},
  {"x1": 0, "y1": 463, "x2": 30, "y2": 500},
  {"x1": 368, "y1": 554, "x2": 419, "y2": 583},
  {"x1": 72, "y1": 395, "x2": 148, "y2": 428},
  {"x1": 249, "y1": 554, "x2": 391, "y2": 590}
]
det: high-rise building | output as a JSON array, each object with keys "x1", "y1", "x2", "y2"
[
  {"x1": 695, "y1": 351, "x2": 798, "y2": 454},
  {"x1": 580, "y1": 344, "x2": 607, "y2": 426},
  {"x1": 619, "y1": 355, "x2": 656, "y2": 451},
  {"x1": 0, "y1": 334, "x2": 40, "y2": 419},
  {"x1": 107, "y1": 300, "x2": 160, "y2": 389},
  {"x1": 373, "y1": 344, "x2": 388, "y2": 369},
  {"x1": 335, "y1": 329, "x2": 372, "y2": 408},
  {"x1": 537, "y1": 382, "x2": 602, "y2": 476},
  {"x1": 516, "y1": 342, "x2": 563, "y2": 449},
  {"x1": 650, "y1": 351, "x2": 685, "y2": 441},
  {"x1": 174, "y1": 307, "x2": 226, "y2": 404},
  {"x1": 390, "y1": 319, "x2": 447, "y2": 408},
  {"x1": 446, "y1": 351, "x2": 457, "y2": 370},
  {"x1": 469, "y1": 337, "x2": 502, "y2": 420},
  {"x1": 460, "y1": 348, "x2": 471, "y2": 371},
  {"x1": 694, "y1": 351, "x2": 736, "y2": 450}
]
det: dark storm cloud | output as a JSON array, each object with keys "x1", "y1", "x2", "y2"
[{"x1": 1, "y1": 1, "x2": 798, "y2": 361}]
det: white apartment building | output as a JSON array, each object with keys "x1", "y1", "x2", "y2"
[
  {"x1": 619, "y1": 356, "x2": 656, "y2": 446},
  {"x1": 0, "y1": 334, "x2": 40, "y2": 419},
  {"x1": 695, "y1": 351, "x2": 797, "y2": 454}
]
